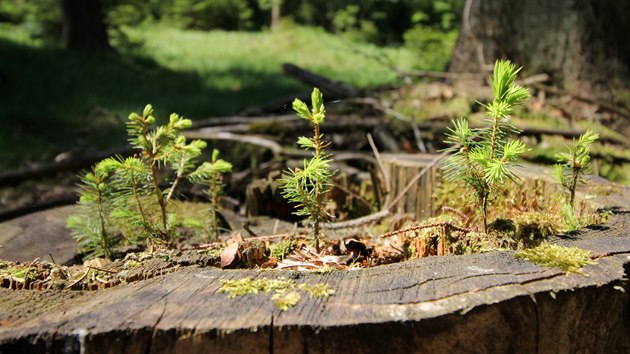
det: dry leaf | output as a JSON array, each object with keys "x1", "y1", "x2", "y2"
[{"x1": 220, "y1": 242, "x2": 240, "y2": 269}]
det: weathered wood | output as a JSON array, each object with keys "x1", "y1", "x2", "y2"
[
  {"x1": 0, "y1": 213, "x2": 629, "y2": 353},
  {"x1": 0, "y1": 146, "x2": 135, "y2": 187},
  {"x1": 1, "y1": 175, "x2": 630, "y2": 353},
  {"x1": 380, "y1": 153, "x2": 440, "y2": 220},
  {"x1": 282, "y1": 63, "x2": 359, "y2": 98},
  {"x1": 245, "y1": 172, "x2": 297, "y2": 222},
  {"x1": 0, "y1": 205, "x2": 77, "y2": 265}
]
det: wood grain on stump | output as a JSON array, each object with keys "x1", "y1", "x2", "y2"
[
  {"x1": 1, "y1": 165, "x2": 629, "y2": 353},
  {"x1": 380, "y1": 153, "x2": 440, "y2": 220},
  {"x1": 0, "y1": 205, "x2": 77, "y2": 265},
  {"x1": 1, "y1": 211, "x2": 629, "y2": 353}
]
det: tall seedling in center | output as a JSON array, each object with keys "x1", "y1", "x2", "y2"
[
  {"x1": 280, "y1": 88, "x2": 334, "y2": 252},
  {"x1": 442, "y1": 60, "x2": 530, "y2": 232}
]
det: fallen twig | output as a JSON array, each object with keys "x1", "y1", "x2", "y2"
[
  {"x1": 67, "y1": 268, "x2": 90, "y2": 289},
  {"x1": 184, "y1": 131, "x2": 283, "y2": 156},
  {"x1": 324, "y1": 210, "x2": 391, "y2": 230},
  {"x1": 367, "y1": 133, "x2": 391, "y2": 209},
  {"x1": 387, "y1": 152, "x2": 449, "y2": 211},
  {"x1": 531, "y1": 83, "x2": 630, "y2": 120},
  {"x1": 380, "y1": 221, "x2": 470, "y2": 238},
  {"x1": 86, "y1": 265, "x2": 118, "y2": 274}
]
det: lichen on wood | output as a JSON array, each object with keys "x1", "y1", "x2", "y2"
[{"x1": 217, "y1": 276, "x2": 334, "y2": 311}]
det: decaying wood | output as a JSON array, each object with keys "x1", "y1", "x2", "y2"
[
  {"x1": 531, "y1": 82, "x2": 630, "y2": 120},
  {"x1": 1, "y1": 213, "x2": 629, "y2": 353},
  {"x1": 245, "y1": 173, "x2": 297, "y2": 222},
  {"x1": 379, "y1": 153, "x2": 441, "y2": 220},
  {"x1": 184, "y1": 131, "x2": 283, "y2": 156},
  {"x1": 388, "y1": 152, "x2": 447, "y2": 212},
  {"x1": 282, "y1": 63, "x2": 359, "y2": 98},
  {"x1": 0, "y1": 205, "x2": 77, "y2": 265},
  {"x1": 191, "y1": 114, "x2": 298, "y2": 129},
  {"x1": 324, "y1": 210, "x2": 390, "y2": 230},
  {"x1": 0, "y1": 146, "x2": 135, "y2": 187},
  {"x1": 520, "y1": 126, "x2": 629, "y2": 147},
  {"x1": 367, "y1": 133, "x2": 391, "y2": 209}
]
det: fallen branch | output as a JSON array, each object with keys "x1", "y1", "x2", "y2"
[
  {"x1": 192, "y1": 114, "x2": 298, "y2": 129},
  {"x1": 531, "y1": 83, "x2": 630, "y2": 120},
  {"x1": 0, "y1": 195, "x2": 78, "y2": 222},
  {"x1": 520, "y1": 127, "x2": 628, "y2": 147},
  {"x1": 350, "y1": 97, "x2": 427, "y2": 152},
  {"x1": 0, "y1": 146, "x2": 135, "y2": 187},
  {"x1": 380, "y1": 221, "x2": 470, "y2": 238},
  {"x1": 367, "y1": 133, "x2": 391, "y2": 209},
  {"x1": 282, "y1": 63, "x2": 359, "y2": 98},
  {"x1": 324, "y1": 210, "x2": 391, "y2": 230},
  {"x1": 184, "y1": 131, "x2": 283, "y2": 156}
]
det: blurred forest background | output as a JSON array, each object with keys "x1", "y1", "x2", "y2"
[
  {"x1": 0, "y1": 0, "x2": 462, "y2": 166},
  {"x1": 0, "y1": 0, "x2": 628, "y2": 183}
]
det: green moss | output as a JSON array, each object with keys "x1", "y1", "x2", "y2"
[
  {"x1": 515, "y1": 243, "x2": 594, "y2": 274},
  {"x1": 298, "y1": 283, "x2": 336, "y2": 298},
  {"x1": 218, "y1": 276, "x2": 334, "y2": 311},
  {"x1": 206, "y1": 247, "x2": 224, "y2": 258},
  {"x1": 269, "y1": 238, "x2": 296, "y2": 260},
  {"x1": 124, "y1": 260, "x2": 142, "y2": 268},
  {"x1": 311, "y1": 265, "x2": 337, "y2": 274},
  {"x1": 271, "y1": 291, "x2": 301, "y2": 311}
]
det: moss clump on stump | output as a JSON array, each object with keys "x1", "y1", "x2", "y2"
[{"x1": 515, "y1": 243, "x2": 594, "y2": 274}]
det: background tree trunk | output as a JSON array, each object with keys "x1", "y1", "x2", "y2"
[
  {"x1": 270, "y1": 0, "x2": 281, "y2": 31},
  {"x1": 449, "y1": 0, "x2": 630, "y2": 99},
  {"x1": 60, "y1": 0, "x2": 110, "y2": 50}
]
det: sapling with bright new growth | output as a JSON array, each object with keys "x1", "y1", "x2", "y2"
[
  {"x1": 105, "y1": 104, "x2": 207, "y2": 245},
  {"x1": 442, "y1": 59, "x2": 530, "y2": 232},
  {"x1": 70, "y1": 104, "x2": 232, "y2": 257},
  {"x1": 280, "y1": 87, "x2": 334, "y2": 252},
  {"x1": 188, "y1": 149, "x2": 233, "y2": 241},
  {"x1": 553, "y1": 129, "x2": 599, "y2": 230},
  {"x1": 67, "y1": 164, "x2": 116, "y2": 260}
]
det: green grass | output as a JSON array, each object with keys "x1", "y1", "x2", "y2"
[{"x1": 0, "y1": 23, "x2": 424, "y2": 168}]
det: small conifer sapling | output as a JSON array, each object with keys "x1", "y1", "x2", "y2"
[
  {"x1": 442, "y1": 60, "x2": 530, "y2": 232},
  {"x1": 67, "y1": 164, "x2": 116, "y2": 260},
  {"x1": 280, "y1": 88, "x2": 334, "y2": 252},
  {"x1": 553, "y1": 129, "x2": 599, "y2": 230},
  {"x1": 188, "y1": 149, "x2": 233, "y2": 241},
  {"x1": 71, "y1": 104, "x2": 214, "y2": 253}
]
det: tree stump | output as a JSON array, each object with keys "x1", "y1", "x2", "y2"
[
  {"x1": 245, "y1": 171, "x2": 298, "y2": 222},
  {"x1": 1, "y1": 214, "x2": 629, "y2": 353},
  {"x1": 380, "y1": 153, "x2": 440, "y2": 220},
  {"x1": 0, "y1": 205, "x2": 77, "y2": 265},
  {"x1": 1, "y1": 167, "x2": 630, "y2": 353}
]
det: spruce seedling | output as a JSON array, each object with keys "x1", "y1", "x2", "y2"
[
  {"x1": 442, "y1": 60, "x2": 530, "y2": 232},
  {"x1": 553, "y1": 129, "x2": 599, "y2": 210},
  {"x1": 280, "y1": 87, "x2": 334, "y2": 252},
  {"x1": 124, "y1": 104, "x2": 205, "y2": 240},
  {"x1": 553, "y1": 129, "x2": 599, "y2": 231},
  {"x1": 70, "y1": 104, "x2": 215, "y2": 252},
  {"x1": 68, "y1": 163, "x2": 116, "y2": 260},
  {"x1": 188, "y1": 149, "x2": 233, "y2": 241}
]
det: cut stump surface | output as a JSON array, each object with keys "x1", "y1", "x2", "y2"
[
  {"x1": 1, "y1": 171, "x2": 630, "y2": 353},
  {"x1": 1, "y1": 213, "x2": 629, "y2": 353},
  {"x1": 0, "y1": 205, "x2": 76, "y2": 265}
]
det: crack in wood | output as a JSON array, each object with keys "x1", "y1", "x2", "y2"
[{"x1": 146, "y1": 299, "x2": 168, "y2": 354}]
